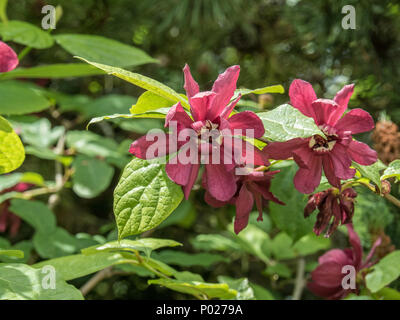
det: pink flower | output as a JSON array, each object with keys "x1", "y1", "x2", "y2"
[
  {"x1": 264, "y1": 80, "x2": 377, "y2": 194},
  {"x1": 304, "y1": 188, "x2": 357, "y2": 237},
  {"x1": 308, "y1": 224, "x2": 382, "y2": 300},
  {"x1": 0, "y1": 183, "x2": 31, "y2": 237},
  {"x1": 130, "y1": 64, "x2": 266, "y2": 201},
  {"x1": 0, "y1": 41, "x2": 18, "y2": 73},
  {"x1": 204, "y1": 167, "x2": 284, "y2": 234}
]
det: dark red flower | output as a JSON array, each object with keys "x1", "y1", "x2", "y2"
[
  {"x1": 204, "y1": 167, "x2": 284, "y2": 234},
  {"x1": 0, "y1": 183, "x2": 31, "y2": 237},
  {"x1": 308, "y1": 224, "x2": 381, "y2": 299},
  {"x1": 0, "y1": 41, "x2": 18, "y2": 73},
  {"x1": 130, "y1": 64, "x2": 266, "y2": 201},
  {"x1": 304, "y1": 188, "x2": 357, "y2": 237},
  {"x1": 264, "y1": 80, "x2": 377, "y2": 194}
]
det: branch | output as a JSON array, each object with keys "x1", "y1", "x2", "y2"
[
  {"x1": 80, "y1": 267, "x2": 130, "y2": 296},
  {"x1": 292, "y1": 258, "x2": 306, "y2": 300}
]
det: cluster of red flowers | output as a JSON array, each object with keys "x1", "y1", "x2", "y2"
[{"x1": 131, "y1": 65, "x2": 378, "y2": 236}]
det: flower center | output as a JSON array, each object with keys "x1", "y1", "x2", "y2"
[
  {"x1": 309, "y1": 125, "x2": 339, "y2": 153},
  {"x1": 198, "y1": 120, "x2": 222, "y2": 144}
]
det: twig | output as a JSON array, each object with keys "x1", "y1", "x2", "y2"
[
  {"x1": 48, "y1": 135, "x2": 65, "y2": 209},
  {"x1": 292, "y1": 258, "x2": 306, "y2": 300},
  {"x1": 384, "y1": 193, "x2": 400, "y2": 209},
  {"x1": 80, "y1": 267, "x2": 130, "y2": 296}
]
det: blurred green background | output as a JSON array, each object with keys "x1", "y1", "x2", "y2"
[{"x1": 2, "y1": 0, "x2": 400, "y2": 300}]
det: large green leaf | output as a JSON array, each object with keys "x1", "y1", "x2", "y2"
[
  {"x1": 9, "y1": 199, "x2": 56, "y2": 234},
  {"x1": 113, "y1": 157, "x2": 184, "y2": 238},
  {"x1": 0, "y1": 20, "x2": 54, "y2": 48},
  {"x1": 366, "y1": 250, "x2": 400, "y2": 293},
  {"x1": 190, "y1": 234, "x2": 241, "y2": 252},
  {"x1": 130, "y1": 91, "x2": 175, "y2": 114},
  {"x1": 72, "y1": 155, "x2": 115, "y2": 199},
  {"x1": 1, "y1": 63, "x2": 105, "y2": 79},
  {"x1": 0, "y1": 263, "x2": 83, "y2": 300},
  {"x1": 148, "y1": 278, "x2": 237, "y2": 300},
  {"x1": 258, "y1": 104, "x2": 325, "y2": 142},
  {"x1": 0, "y1": 117, "x2": 24, "y2": 174},
  {"x1": 77, "y1": 57, "x2": 189, "y2": 108},
  {"x1": 54, "y1": 34, "x2": 156, "y2": 67},
  {"x1": 151, "y1": 250, "x2": 229, "y2": 268},
  {"x1": 381, "y1": 159, "x2": 400, "y2": 182},
  {"x1": 0, "y1": 81, "x2": 51, "y2": 115},
  {"x1": 234, "y1": 84, "x2": 285, "y2": 98},
  {"x1": 269, "y1": 163, "x2": 315, "y2": 241},
  {"x1": 82, "y1": 238, "x2": 182, "y2": 255},
  {"x1": 0, "y1": 249, "x2": 24, "y2": 259},
  {"x1": 33, "y1": 252, "x2": 134, "y2": 281}
]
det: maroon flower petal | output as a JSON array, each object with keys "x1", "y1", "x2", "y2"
[
  {"x1": 207, "y1": 65, "x2": 240, "y2": 121},
  {"x1": 0, "y1": 41, "x2": 18, "y2": 73},
  {"x1": 311, "y1": 99, "x2": 339, "y2": 126},
  {"x1": 226, "y1": 111, "x2": 265, "y2": 138},
  {"x1": 307, "y1": 281, "x2": 345, "y2": 299},
  {"x1": 220, "y1": 94, "x2": 241, "y2": 119},
  {"x1": 204, "y1": 191, "x2": 228, "y2": 208},
  {"x1": 346, "y1": 224, "x2": 363, "y2": 269},
  {"x1": 319, "y1": 249, "x2": 353, "y2": 266},
  {"x1": 330, "y1": 144, "x2": 356, "y2": 180},
  {"x1": 335, "y1": 108, "x2": 375, "y2": 134},
  {"x1": 183, "y1": 64, "x2": 200, "y2": 99},
  {"x1": 182, "y1": 163, "x2": 200, "y2": 200},
  {"x1": 166, "y1": 157, "x2": 194, "y2": 186},
  {"x1": 289, "y1": 79, "x2": 317, "y2": 119},
  {"x1": 165, "y1": 102, "x2": 193, "y2": 128},
  {"x1": 205, "y1": 163, "x2": 237, "y2": 201},
  {"x1": 129, "y1": 133, "x2": 172, "y2": 159},
  {"x1": 293, "y1": 145, "x2": 315, "y2": 169},
  {"x1": 234, "y1": 184, "x2": 254, "y2": 234},
  {"x1": 293, "y1": 156, "x2": 322, "y2": 194},
  {"x1": 322, "y1": 155, "x2": 341, "y2": 188},
  {"x1": 311, "y1": 261, "x2": 345, "y2": 288},
  {"x1": 263, "y1": 138, "x2": 307, "y2": 160},
  {"x1": 330, "y1": 84, "x2": 355, "y2": 125},
  {"x1": 347, "y1": 140, "x2": 377, "y2": 166},
  {"x1": 189, "y1": 91, "x2": 216, "y2": 122},
  {"x1": 362, "y1": 237, "x2": 382, "y2": 269}
]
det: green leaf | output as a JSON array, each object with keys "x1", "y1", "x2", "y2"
[
  {"x1": 381, "y1": 159, "x2": 400, "y2": 182},
  {"x1": 87, "y1": 109, "x2": 170, "y2": 128},
  {"x1": 0, "y1": 0, "x2": 8, "y2": 24},
  {"x1": 0, "y1": 249, "x2": 24, "y2": 259},
  {"x1": 66, "y1": 130, "x2": 121, "y2": 159},
  {"x1": 9, "y1": 199, "x2": 56, "y2": 233},
  {"x1": 258, "y1": 104, "x2": 325, "y2": 142},
  {"x1": 72, "y1": 155, "x2": 115, "y2": 199},
  {"x1": 292, "y1": 232, "x2": 331, "y2": 256},
  {"x1": 55, "y1": 34, "x2": 156, "y2": 68},
  {"x1": 249, "y1": 283, "x2": 275, "y2": 300},
  {"x1": 10, "y1": 117, "x2": 64, "y2": 148},
  {"x1": 151, "y1": 250, "x2": 229, "y2": 268},
  {"x1": 366, "y1": 250, "x2": 400, "y2": 293},
  {"x1": 0, "y1": 172, "x2": 22, "y2": 190},
  {"x1": 235, "y1": 84, "x2": 285, "y2": 97},
  {"x1": 158, "y1": 200, "x2": 196, "y2": 229},
  {"x1": 372, "y1": 287, "x2": 400, "y2": 300},
  {"x1": 0, "y1": 263, "x2": 83, "y2": 300},
  {"x1": 0, "y1": 81, "x2": 51, "y2": 115},
  {"x1": 190, "y1": 234, "x2": 241, "y2": 252},
  {"x1": 353, "y1": 160, "x2": 385, "y2": 190},
  {"x1": 76, "y1": 57, "x2": 189, "y2": 108},
  {"x1": 82, "y1": 238, "x2": 182, "y2": 255},
  {"x1": 148, "y1": 278, "x2": 237, "y2": 300},
  {"x1": 270, "y1": 233, "x2": 295, "y2": 260},
  {"x1": 0, "y1": 241, "x2": 32, "y2": 263},
  {"x1": 33, "y1": 252, "x2": 135, "y2": 281},
  {"x1": 229, "y1": 223, "x2": 271, "y2": 264},
  {"x1": 83, "y1": 94, "x2": 136, "y2": 118},
  {"x1": 217, "y1": 276, "x2": 255, "y2": 300},
  {"x1": 1, "y1": 63, "x2": 106, "y2": 80},
  {"x1": 269, "y1": 163, "x2": 314, "y2": 241},
  {"x1": 113, "y1": 157, "x2": 184, "y2": 238},
  {"x1": 0, "y1": 116, "x2": 25, "y2": 174},
  {"x1": 130, "y1": 91, "x2": 175, "y2": 114},
  {"x1": 264, "y1": 263, "x2": 293, "y2": 279},
  {"x1": 33, "y1": 227, "x2": 82, "y2": 259},
  {"x1": 0, "y1": 20, "x2": 54, "y2": 49}
]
